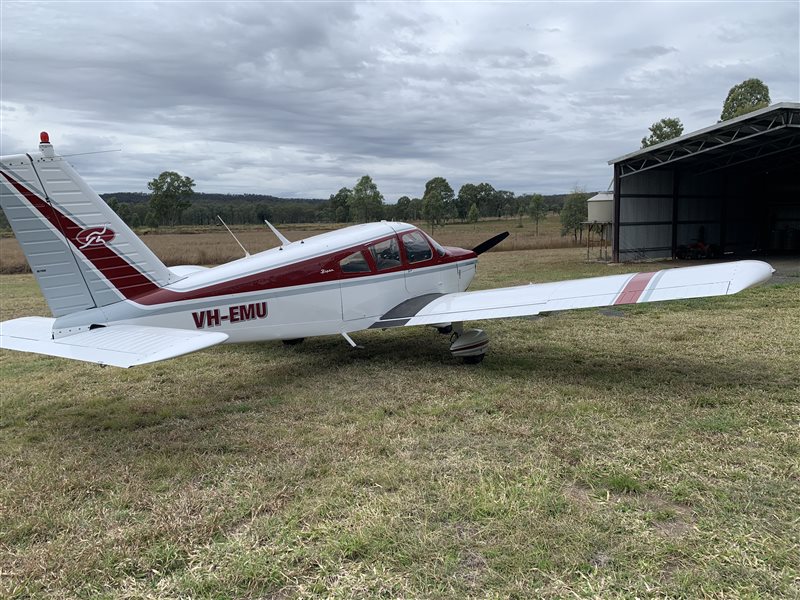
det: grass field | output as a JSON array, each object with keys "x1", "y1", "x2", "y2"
[
  {"x1": 0, "y1": 216, "x2": 577, "y2": 273},
  {"x1": 1, "y1": 248, "x2": 798, "y2": 599}
]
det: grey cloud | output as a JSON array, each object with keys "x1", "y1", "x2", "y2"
[
  {"x1": 483, "y1": 51, "x2": 555, "y2": 69},
  {"x1": 1, "y1": 1, "x2": 798, "y2": 199},
  {"x1": 623, "y1": 46, "x2": 678, "y2": 59}
]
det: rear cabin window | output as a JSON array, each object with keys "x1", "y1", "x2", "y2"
[
  {"x1": 368, "y1": 237, "x2": 401, "y2": 271},
  {"x1": 339, "y1": 251, "x2": 371, "y2": 273},
  {"x1": 402, "y1": 231, "x2": 433, "y2": 263}
]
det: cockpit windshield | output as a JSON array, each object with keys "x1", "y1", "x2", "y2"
[{"x1": 424, "y1": 232, "x2": 447, "y2": 257}]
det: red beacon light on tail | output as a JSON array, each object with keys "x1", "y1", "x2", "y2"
[{"x1": 38, "y1": 131, "x2": 55, "y2": 157}]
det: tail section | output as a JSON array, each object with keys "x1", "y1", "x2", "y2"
[{"x1": 0, "y1": 133, "x2": 175, "y2": 316}]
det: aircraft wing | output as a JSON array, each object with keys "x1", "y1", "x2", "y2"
[
  {"x1": 371, "y1": 260, "x2": 773, "y2": 328},
  {"x1": 0, "y1": 317, "x2": 228, "y2": 368}
]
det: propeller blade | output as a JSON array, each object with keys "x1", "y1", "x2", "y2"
[{"x1": 472, "y1": 231, "x2": 510, "y2": 255}]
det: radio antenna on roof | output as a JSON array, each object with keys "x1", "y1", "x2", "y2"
[
  {"x1": 217, "y1": 215, "x2": 250, "y2": 258},
  {"x1": 264, "y1": 219, "x2": 291, "y2": 247}
]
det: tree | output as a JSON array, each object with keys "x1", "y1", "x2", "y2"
[
  {"x1": 348, "y1": 175, "x2": 384, "y2": 223},
  {"x1": 422, "y1": 177, "x2": 454, "y2": 230},
  {"x1": 395, "y1": 196, "x2": 412, "y2": 221},
  {"x1": 104, "y1": 196, "x2": 135, "y2": 226},
  {"x1": 641, "y1": 117, "x2": 684, "y2": 148},
  {"x1": 560, "y1": 187, "x2": 589, "y2": 242},
  {"x1": 329, "y1": 187, "x2": 352, "y2": 222},
  {"x1": 528, "y1": 193, "x2": 546, "y2": 235},
  {"x1": 475, "y1": 182, "x2": 498, "y2": 217},
  {"x1": 409, "y1": 197, "x2": 423, "y2": 221},
  {"x1": 147, "y1": 171, "x2": 195, "y2": 226},
  {"x1": 497, "y1": 190, "x2": 516, "y2": 218},
  {"x1": 116, "y1": 202, "x2": 133, "y2": 225},
  {"x1": 457, "y1": 184, "x2": 479, "y2": 221},
  {"x1": 422, "y1": 193, "x2": 445, "y2": 232},
  {"x1": 467, "y1": 202, "x2": 479, "y2": 226},
  {"x1": 720, "y1": 78, "x2": 770, "y2": 121}
]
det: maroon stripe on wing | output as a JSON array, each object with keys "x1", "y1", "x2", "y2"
[{"x1": 613, "y1": 271, "x2": 657, "y2": 305}]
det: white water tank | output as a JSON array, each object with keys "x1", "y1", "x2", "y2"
[{"x1": 588, "y1": 192, "x2": 613, "y2": 223}]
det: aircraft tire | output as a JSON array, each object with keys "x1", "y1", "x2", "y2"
[
  {"x1": 282, "y1": 338, "x2": 305, "y2": 346},
  {"x1": 463, "y1": 354, "x2": 485, "y2": 365}
]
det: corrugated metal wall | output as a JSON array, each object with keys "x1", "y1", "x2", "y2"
[
  {"x1": 617, "y1": 168, "x2": 765, "y2": 260},
  {"x1": 617, "y1": 170, "x2": 672, "y2": 260}
]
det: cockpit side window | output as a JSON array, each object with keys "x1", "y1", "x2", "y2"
[
  {"x1": 339, "y1": 250, "x2": 371, "y2": 273},
  {"x1": 368, "y1": 237, "x2": 401, "y2": 271},
  {"x1": 402, "y1": 231, "x2": 433, "y2": 263}
]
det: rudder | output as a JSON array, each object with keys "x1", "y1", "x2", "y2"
[{"x1": 0, "y1": 133, "x2": 175, "y2": 316}]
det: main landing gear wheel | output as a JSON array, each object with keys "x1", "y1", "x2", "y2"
[
  {"x1": 462, "y1": 354, "x2": 485, "y2": 365},
  {"x1": 282, "y1": 338, "x2": 305, "y2": 346},
  {"x1": 448, "y1": 327, "x2": 489, "y2": 364}
]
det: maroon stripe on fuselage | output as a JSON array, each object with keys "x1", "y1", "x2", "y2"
[
  {"x1": 132, "y1": 246, "x2": 477, "y2": 306},
  {"x1": 1, "y1": 170, "x2": 159, "y2": 298},
  {"x1": 135, "y1": 253, "x2": 344, "y2": 305},
  {"x1": 613, "y1": 271, "x2": 657, "y2": 305}
]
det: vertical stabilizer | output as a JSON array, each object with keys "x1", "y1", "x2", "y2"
[{"x1": 0, "y1": 133, "x2": 174, "y2": 317}]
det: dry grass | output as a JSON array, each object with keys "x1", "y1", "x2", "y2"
[
  {"x1": 0, "y1": 216, "x2": 578, "y2": 273},
  {"x1": 1, "y1": 248, "x2": 798, "y2": 599}
]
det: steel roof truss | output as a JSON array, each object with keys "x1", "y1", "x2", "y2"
[{"x1": 619, "y1": 113, "x2": 795, "y2": 177}]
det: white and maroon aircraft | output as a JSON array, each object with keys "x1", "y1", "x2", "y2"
[{"x1": 0, "y1": 134, "x2": 774, "y2": 368}]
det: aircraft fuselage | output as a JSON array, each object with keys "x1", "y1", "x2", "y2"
[{"x1": 52, "y1": 221, "x2": 478, "y2": 342}]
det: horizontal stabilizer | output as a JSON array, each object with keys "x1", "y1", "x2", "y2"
[
  {"x1": 0, "y1": 317, "x2": 228, "y2": 368},
  {"x1": 372, "y1": 260, "x2": 773, "y2": 328}
]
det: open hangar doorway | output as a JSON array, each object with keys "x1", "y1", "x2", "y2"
[{"x1": 609, "y1": 103, "x2": 800, "y2": 263}]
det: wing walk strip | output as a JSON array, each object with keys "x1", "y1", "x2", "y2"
[{"x1": 369, "y1": 293, "x2": 444, "y2": 328}]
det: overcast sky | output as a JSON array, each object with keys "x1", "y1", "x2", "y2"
[{"x1": 1, "y1": 1, "x2": 798, "y2": 200}]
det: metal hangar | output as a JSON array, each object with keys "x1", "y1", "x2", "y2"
[{"x1": 608, "y1": 102, "x2": 800, "y2": 262}]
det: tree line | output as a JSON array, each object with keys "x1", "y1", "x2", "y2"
[
  {"x1": 88, "y1": 172, "x2": 576, "y2": 229},
  {"x1": 0, "y1": 169, "x2": 587, "y2": 234},
  {"x1": 323, "y1": 175, "x2": 571, "y2": 229}
]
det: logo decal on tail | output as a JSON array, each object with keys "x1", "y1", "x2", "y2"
[{"x1": 77, "y1": 226, "x2": 115, "y2": 249}]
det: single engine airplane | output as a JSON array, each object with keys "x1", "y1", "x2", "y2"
[{"x1": 0, "y1": 133, "x2": 774, "y2": 368}]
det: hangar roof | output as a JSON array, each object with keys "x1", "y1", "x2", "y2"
[{"x1": 609, "y1": 102, "x2": 800, "y2": 177}]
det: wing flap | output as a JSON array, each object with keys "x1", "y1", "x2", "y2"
[
  {"x1": 373, "y1": 260, "x2": 772, "y2": 327},
  {"x1": 0, "y1": 317, "x2": 228, "y2": 368}
]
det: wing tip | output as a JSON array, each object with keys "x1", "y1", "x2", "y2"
[{"x1": 729, "y1": 260, "x2": 773, "y2": 294}]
